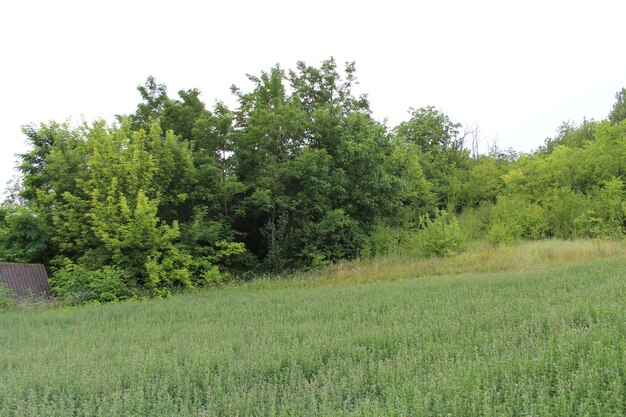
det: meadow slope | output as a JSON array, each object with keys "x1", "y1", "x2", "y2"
[{"x1": 1, "y1": 257, "x2": 625, "y2": 416}]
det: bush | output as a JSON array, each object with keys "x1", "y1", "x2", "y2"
[
  {"x1": 0, "y1": 204, "x2": 50, "y2": 264},
  {"x1": 518, "y1": 203, "x2": 548, "y2": 239},
  {"x1": 0, "y1": 283, "x2": 15, "y2": 310},
  {"x1": 457, "y1": 202, "x2": 493, "y2": 241},
  {"x1": 50, "y1": 260, "x2": 128, "y2": 303},
  {"x1": 202, "y1": 265, "x2": 225, "y2": 286},
  {"x1": 361, "y1": 223, "x2": 404, "y2": 258},
  {"x1": 489, "y1": 196, "x2": 547, "y2": 241},
  {"x1": 486, "y1": 222, "x2": 519, "y2": 246},
  {"x1": 412, "y1": 211, "x2": 465, "y2": 257},
  {"x1": 545, "y1": 188, "x2": 588, "y2": 238},
  {"x1": 573, "y1": 210, "x2": 623, "y2": 239}
]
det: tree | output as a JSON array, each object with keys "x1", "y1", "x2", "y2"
[
  {"x1": 609, "y1": 87, "x2": 626, "y2": 124},
  {"x1": 460, "y1": 158, "x2": 504, "y2": 207},
  {"x1": 395, "y1": 106, "x2": 463, "y2": 154},
  {"x1": 231, "y1": 66, "x2": 308, "y2": 269},
  {"x1": 395, "y1": 107, "x2": 470, "y2": 209},
  {"x1": 130, "y1": 76, "x2": 168, "y2": 131},
  {"x1": 18, "y1": 122, "x2": 79, "y2": 203},
  {"x1": 0, "y1": 204, "x2": 50, "y2": 264},
  {"x1": 146, "y1": 123, "x2": 197, "y2": 223},
  {"x1": 12, "y1": 59, "x2": 623, "y2": 301}
]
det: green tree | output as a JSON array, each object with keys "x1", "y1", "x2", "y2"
[
  {"x1": 18, "y1": 122, "x2": 81, "y2": 204},
  {"x1": 609, "y1": 87, "x2": 626, "y2": 124},
  {"x1": 0, "y1": 204, "x2": 50, "y2": 264},
  {"x1": 231, "y1": 66, "x2": 308, "y2": 269},
  {"x1": 130, "y1": 76, "x2": 168, "y2": 131},
  {"x1": 395, "y1": 107, "x2": 470, "y2": 209},
  {"x1": 461, "y1": 158, "x2": 504, "y2": 207},
  {"x1": 146, "y1": 123, "x2": 197, "y2": 223}
]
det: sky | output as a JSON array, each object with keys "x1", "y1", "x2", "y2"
[{"x1": 1, "y1": 0, "x2": 625, "y2": 194}]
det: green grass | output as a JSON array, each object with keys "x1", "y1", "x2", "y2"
[{"x1": 1, "y1": 255, "x2": 625, "y2": 415}]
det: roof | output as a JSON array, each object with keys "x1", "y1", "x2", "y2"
[{"x1": 0, "y1": 263, "x2": 52, "y2": 298}]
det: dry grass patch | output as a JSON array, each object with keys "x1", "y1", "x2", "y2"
[{"x1": 272, "y1": 239, "x2": 626, "y2": 288}]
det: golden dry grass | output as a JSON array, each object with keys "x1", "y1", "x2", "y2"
[{"x1": 245, "y1": 239, "x2": 626, "y2": 290}]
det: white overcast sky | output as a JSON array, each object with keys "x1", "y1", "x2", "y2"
[{"x1": 1, "y1": 0, "x2": 625, "y2": 194}]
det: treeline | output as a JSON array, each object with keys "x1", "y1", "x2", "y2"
[{"x1": 1, "y1": 58, "x2": 624, "y2": 301}]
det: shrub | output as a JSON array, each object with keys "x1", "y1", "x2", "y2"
[
  {"x1": 457, "y1": 202, "x2": 493, "y2": 241},
  {"x1": 361, "y1": 223, "x2": 404, "y2": 258},
  {"x1": 50, "y1": 260, "x2": 128, "y2": 303},
  {"x1": 489, "y1": 195, "x2": 546, "y2": 241},
  {"x1": 580, "y1": 177, "x2": 626, "y2": 238},
  {"x1": 0, "y1": 283, "x2": 15, "y2": 310},
  {"x1": 0, "y1": 204, "x2": 50, "y2": 264},
  {"x1": 486, "y1": 222, "x2": 519, "y2": 246},
  {"x1": 412, "y1": 210, "x2": 465, "y2": 257},
  {"x1": 545, "y1": 188, "x2": 588, "y2": 238},
  {"x1": 518, "y1": 202, "x2": 548, "y2": 239},
  {"x1": 202, "y1": 265, "x2": 225, "y2": 286},
  {"x1": 573, "y1": 210, "x2": 622, "y2": 239}
]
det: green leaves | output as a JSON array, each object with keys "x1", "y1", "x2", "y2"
[
  {"x1": 414, "y1": 210, "x2": 465, "y2": 257},
  {"x1": 50, "y1": 259, "x2": 127, "y2": 303},
  {"x1": 608, "y1": 87, "x2": 626, "y2": 124},
  {"x1": 84, "y1": 127, "x2": 195, "y2": 293},
  {"x1": 10, "y1": 63, "x2": 625, "y2": 301},
  {"x1": 0, "y1": 204, "x2": 50, "y2": 264},
  {"x1": 14, "y1": 118, "x2": 230, "y2": 299}
]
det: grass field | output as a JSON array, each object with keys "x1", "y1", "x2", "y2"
[{"x1": 1, "y1": 247, "x2": 626, "y2": 415}]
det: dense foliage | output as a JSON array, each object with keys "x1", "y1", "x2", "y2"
[{"x1": 1, "y1": 58, "x2": 624, "y2": 300}]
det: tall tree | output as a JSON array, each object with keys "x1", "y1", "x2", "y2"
[
  {"x1": 231, "y1": 66, "x2": 307, "y2": 269},
  {"x1": 609, "y1": 87, "x2": 626, "y2": 124},
  {"x1": 395, "y1": 107, "x2": 470, "y2": 209},
  {"x1": 130, "y1": 76, "x2": 168, "y2": 131}
]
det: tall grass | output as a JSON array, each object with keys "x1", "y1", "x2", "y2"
[
  {"x1": 1, "y1": 257, "x2": 625, "y2": 416},
  {"x1": 248, "y1": 239, "x2": 626, "y2": 289}
]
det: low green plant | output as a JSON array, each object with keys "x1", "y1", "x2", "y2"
[
  {"x1": 573, "y1": 178, "x2": 626, "y2": 239},
  {"x1": 456, "y1": 202, "x2": 493, "y2": 240},
  {"x1": 574, "y1": 210, "x2": 609, "y2": 238},
  {"x1": 488, "y1": 195, "x2": 547, "y2": 241},
  {"x1": 50, "y1": 259, "x2": 128, "y2": 303},
  {"x1": 361, "y1": 223, "x2": 404, "y2": 258},
  {"x1": 202, "y1": 264, "x2": 225, "y2": 286},
  {"x1": 486, "y1": 221, "x2": 519, "y2": 246},
  {"x1": 411, "y1": 210, "x2": 465, "y2": 257},
  {"x1": 0, "y1": 283, "x2": 15, "y2": 310},
  {"x1": 545, "y1": 187, "x2": 589, "y2": 238}
]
